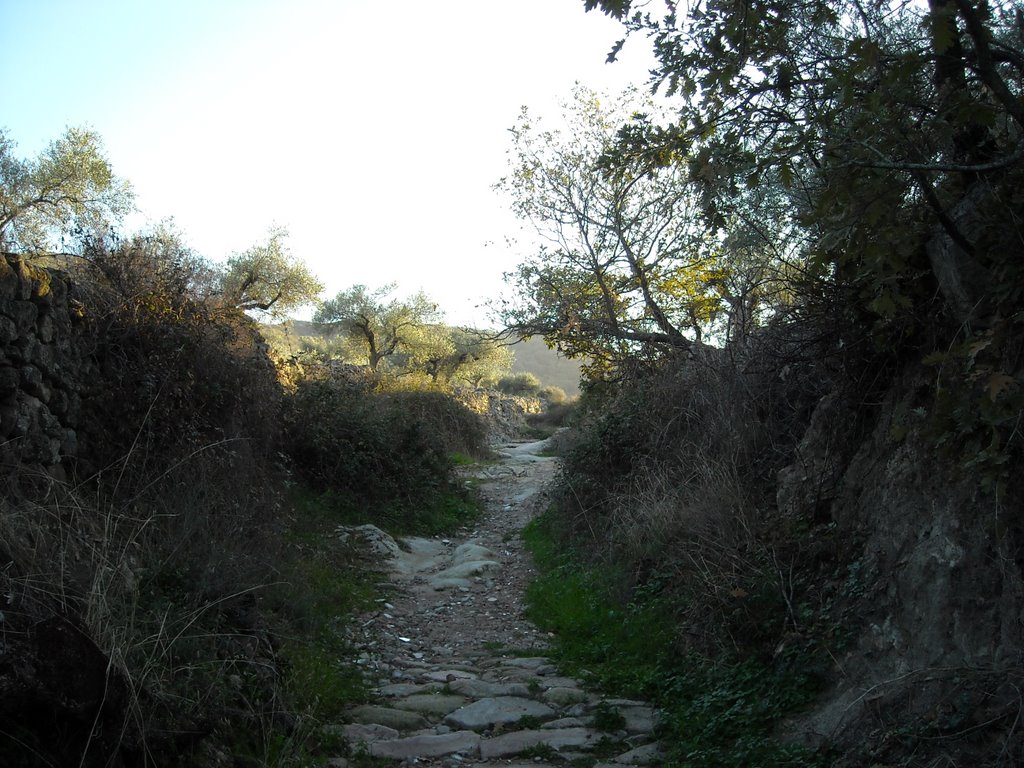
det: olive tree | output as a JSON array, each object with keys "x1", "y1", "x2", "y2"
[
  {"x1": 219, "y1": 226, "x2": 323, "y2": 317},
  {"x1": 314, "y1": 284, "x2": 442, "y2": 372},
  {"x1": 0, "y1": 127, "x2": 133, "y2": 253}
]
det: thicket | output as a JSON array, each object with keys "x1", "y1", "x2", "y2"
[
  {"x1": 0, "y1": 234, "x2": 487, "y2": 766},
  {"x1": 514, "y1": 2, "x2": 1024, "y2": 763},
  {"x1": 282, "y1": 371, "x2": 487, "y2": 534}
]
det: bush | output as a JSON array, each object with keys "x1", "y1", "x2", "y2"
[
  {"x1": 497, "y1": 371, "x2": 542, "y2": 396},
  {"x1": 281, "y1": 377, "x2": 484, "y2": 533},
  {"x1": 0, "y1": 239, "x2": 294, "y2": 766}
]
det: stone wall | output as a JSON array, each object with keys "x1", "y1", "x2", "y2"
[{"x1": 0, "y1": 255, "x2": 95, "y2": 483}]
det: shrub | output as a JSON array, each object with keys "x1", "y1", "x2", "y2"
[
  {"x1": 281, "y1": 377, "x2": 484, "y2": 533},
  {"x1": 497, "y1": 371, "x2": 542, "y2": 396}
]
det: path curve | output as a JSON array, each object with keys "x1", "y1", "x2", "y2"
[{"x1": 335, "y1": 437, "x2": 662, "y2": 767}]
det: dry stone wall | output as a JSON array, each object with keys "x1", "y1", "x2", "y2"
[{"x1": 0, "y1": 255, "x2": 97, "y2": 483}]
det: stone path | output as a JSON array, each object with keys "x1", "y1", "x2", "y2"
[{"x1": 330, "y1": 438, "x2": 663, "y2": 767}]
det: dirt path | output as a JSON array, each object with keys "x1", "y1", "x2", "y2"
[{"x1": 334, "y1": 438, "x2": 662, "y2": 767}]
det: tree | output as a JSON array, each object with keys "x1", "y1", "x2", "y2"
[
  {"x1": 496, "y1": 87, "x2": 780, "y2": 370},
  {"x1": 0, "y1": 126, "x2": 134, "y2": 253},
  {"x1": 418, "y1": 327, "x2": 514, "y2": 388},
  {"x1": 586, "y1": 0, "x2": 1024, "y2": 328},
  {"x1": 314, "y1": 284, "x2": 442, "y2": 372},
  {"x1": 219, "y1": 226, "x2": 323, "y2": 317}
]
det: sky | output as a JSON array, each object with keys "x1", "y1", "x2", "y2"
[{"x1": 0, "y1": 0, "x2": 660, "y2": 326}]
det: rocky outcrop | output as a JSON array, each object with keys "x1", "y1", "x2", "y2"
[{"x1": 779, "y1": 367, "x2": 1024, "y2": 762}]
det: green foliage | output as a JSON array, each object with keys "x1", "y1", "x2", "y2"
[
  {"x1": 314, "y1": 283, "x2": 442, "y2": 372},
  {"x1": 0, "y1": 126, "x2": 133, "y2": 253},
  {"x1": 282, "y1": 378, "x2": 485, "y2": 534},
  {"x1": 497, "y1": 87, "x2": 792, "y2": 370},
  {"x1": 590, "y1": 701, "x2": 627, "y2": 732},
  {"x1": 523, "y1": 510, "x2": 825, "y2": 767},
  {"x1": 219, "y1": 225, "x2": 323, "y2": 317},
  {"x1": 924, "y1": 315, "x2": 1024, "y2": 495},
  {"x1": 497, "y1": 370, "x2": 542, "y2": 396},
  {"x1": 76, "y1": 232, "x2": 282, "y2": 472},
  {"x1": 593, "y1": 0, "x2": 1024, "y2": 349}
]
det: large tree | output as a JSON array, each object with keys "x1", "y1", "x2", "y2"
[
  {"x1": 314, "y1": 284, "x2": 442, "y2": 372},
  {"x1": 219, "y1": 226, "x2": 323, "y2": 317},
  {"x1": 586, "y1": 0, "x2": 1024, "y2": 328},
  {"x1": 496, "y1": 87, "x2": 788, "y2": 369},
  {"x1": 0, "y1": 127, "x2": 133, "y2": 253}
]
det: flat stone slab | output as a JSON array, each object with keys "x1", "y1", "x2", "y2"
[
  {"x1": 340, "y1": 723, "x2": 399, "y2": 745},
  {"x1": 393, "y1": 537, "x2": 447, "y2": 576},
  {"x1": 542, "y1": 716, "x2": 587, "y2": 730},
  {"x1": 452, "y1": 542, "x2": 495, "y2": 563},
  {"x1": 368, "y1": 730, "x2": 481, "y2": 759},
  {"x1": 446, "y1": 696, "x2": 555, "y2": 731},
  {"x1": 479, "y1": 727, "x2": 601, "y2": 759},
  {"x1": 346, "y1": 705, "x2": 429, "y2": 732},
  {"x1": 543, "y1": 686, "x2": 587, "y2": 705},
  {"x1": 431, "y1": 576, "x2": 474, "y2": 590},
  {"x1": 618, "y1": 705, "x2": 658, "y2": 734},
  {"x1": 421, "y1": 668, "x2": 478, "y2": 683},
  {"x1": 611, "y1": 741, "x2": 665, "y2": 764},
  {"x1": 449, "y1": 678, "x2": 531, "y2": 698},
  {"x1": 393, "y1": 694, "x2": 469, "y2": 716},
  {"x1": 498, "y1": 657, "x2": 549, "y2": 669},
  {"x1": 433, "y1": 559, "x2": 501, "y2": 581},
  {"x1": 377, "y1": 682, "x2": 438, "y2": 697}
]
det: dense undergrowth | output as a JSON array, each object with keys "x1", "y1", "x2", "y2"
[
  {"x1": 0, "y1": 239, "x2": 489, "y2": 767},
  {"x1": 525, "y1": 501, "x2": 828, "y2": 767}
]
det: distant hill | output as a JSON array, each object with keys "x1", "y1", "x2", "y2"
[{"x1": 508, "y1": 336, "x2": 582, "y2": 397}]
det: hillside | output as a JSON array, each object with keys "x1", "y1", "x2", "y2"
[{"x1": 508, "y1": 336, "x2": 582, "y2": 396}]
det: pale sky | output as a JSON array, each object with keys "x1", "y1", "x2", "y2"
[{"x1": 0, "y1": 0, "x2": 660, "y2": 326}]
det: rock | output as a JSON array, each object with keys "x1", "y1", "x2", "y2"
[
  {"x1": 452, "y1": 542, "x2": 495, "y2": 563},
  {"x1": 498, "y1": 656, "x2": 549, "y2": 669},
  {"x1": 431, "y1": 576, "x2": 474, "y2": 590},
  {"x1": 346, "y1": 705, "x2": 430, "y2": 732},
  {"x1": 368, "y1": 730, "x2": 481, "y2": 759},
  {"x1": 393, "y1": 537, "x2": 447, "y2": 575},
  {"x1": 611, "y1": 741, "x2": 664, "y2": 764},
  {"x1": 393, "y1": 693, "x2": 468, "y2": 716},
  {"x1": 340, "y1": 722, "x2": 399, "y2": 744},
  {"x1": 432, "y1": 560, "x2": 502, "y2": 581},
  {"x1": 422, "y1": 669, "x2": 478, "y2": 683},
  {"x1": 445, "y1": 696, "x2": 555, "y2": 730},
  {"x1": 377, "y1": 682, "x2": 437, "y2": 697},
  {"x1": 542, "y1": 716, "x2": 587, "y2": 729},
  {"x1": 618, "y1": 705, "x2": 658, "y2": 734},
  {"x1": 478, "y1": 727, "x2": 601, "y2": 759},
  {"x1": 337, "y1": 524, "x2": 402, "y2": 559},
  {"x1": 449, "y1": 678, "x2": 531, "y2": 698},
  {"x1": 542, "y1": 686, "x2": 587, "y2": 706}
]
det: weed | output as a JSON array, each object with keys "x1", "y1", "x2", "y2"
[
  {"x1": 517, "y1": 742, "x2": 559, "y2": 761},
  {"x1": 522, "y1": 510, "x2": 826, "y2": 768},
  {"x1": 590, "y1": 702, "x2": 627, "y2": 732},
  {"x1": 516, "y1": 714, "x2": 544, "y2": 730}
]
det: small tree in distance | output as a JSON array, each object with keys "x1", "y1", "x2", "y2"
[
  {"x1": 219, "y1": 226, "x2": 323, "y2": 318},
  {"x1": 314, "y1": 283, "x2": 443, "y2": 372}
]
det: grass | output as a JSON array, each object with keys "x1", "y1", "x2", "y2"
[
  {"x1": 289, "y1": 478, "x2": 482, "y2": 538},
  {"x1": 521, "y1": 510, "x2": 827, "y2": 768}
]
